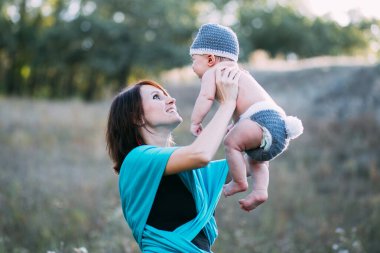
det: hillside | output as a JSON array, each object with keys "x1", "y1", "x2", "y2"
[
  {"x1": 1, "y1": 62, "x2": 379, "y2": 253},
  {"x1": 166, "y1": 62, "x2": 380, "y2": 120}
]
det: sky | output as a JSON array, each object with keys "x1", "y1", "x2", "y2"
[
  {"x1": 305, "y1": 0, "x2": 380, "y2": 25},
  {"x1": 5, "y1": 0, "x2": 380, "y2": 26}
]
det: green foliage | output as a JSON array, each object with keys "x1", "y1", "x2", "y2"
[
  {"x1": 236, "y1": 4, "x2": 372, "y2": 59},
  {"x1": 0, "y1": 0, "x2": 199, "y2": 100},
  {"x1": 0, "y1": 0, "x2": 378, "y2": 100}
]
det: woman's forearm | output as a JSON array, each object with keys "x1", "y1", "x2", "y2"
[
  {"x1": 165, "y1": 101, "x2": 235, "y2": 175},
  {"x1": 191, "y1": 101, "x2": 235, "y2": 161},
  {"x1": 165, "y1": 66, "x2": 239, "y2": 175}
]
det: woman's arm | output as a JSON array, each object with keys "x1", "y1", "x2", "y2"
[{"x1": 166, "y1": 66, "x2": 240, "y2": 175}]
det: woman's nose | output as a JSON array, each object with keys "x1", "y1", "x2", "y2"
[{"x1": 167, "y1": 96, "x2": 176, "y2": 104}]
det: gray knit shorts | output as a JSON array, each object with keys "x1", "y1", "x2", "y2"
[{"x1": 245, "y1": 109, "x2": 289, "y2": 161}]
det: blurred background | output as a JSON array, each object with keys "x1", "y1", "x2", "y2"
[{"x1": 1, "y1": 0, "x2": 379, "y2": 252}]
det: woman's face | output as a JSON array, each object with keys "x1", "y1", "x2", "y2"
[{"x1": 140, "y1": 85, "x2": 183, "y2": 130}]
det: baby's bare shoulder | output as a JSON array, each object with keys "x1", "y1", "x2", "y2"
[{"x1": 238, "y1": 70, "x2": 259, "y2": 87}]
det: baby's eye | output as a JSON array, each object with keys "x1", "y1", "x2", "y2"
[{"x1": 153, "y1": 94, "x2": 160, "y2": 100}]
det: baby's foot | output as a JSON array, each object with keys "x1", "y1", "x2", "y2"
[
  {"x1": 223, "y1": 180, "x2": 248, "y2": 197},
  {"x1": 238, "y1": 189, "x2": 268, "y2": 212}
]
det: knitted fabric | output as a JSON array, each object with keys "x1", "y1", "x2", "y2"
[
  {"x1": 190, "y1": 23, "x2": 239, "y2": 61},
  {"x1": 245, "y1": 110, "x2": 289, "y2": 161}
]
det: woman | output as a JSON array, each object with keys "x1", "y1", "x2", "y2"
[{"x1": 106, "y1": 65, "x2": 240, "y2": 252}]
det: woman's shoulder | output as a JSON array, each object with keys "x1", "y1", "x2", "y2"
[
  {"x1": 128, "y1": 145, "x2": 179, "y2": 158},
  {"x1": 120, "y1": 145, "x2": 179, "y2": 174},
  {"x1": 125, "y1": 145, "x2": 172, "y2": 157}
]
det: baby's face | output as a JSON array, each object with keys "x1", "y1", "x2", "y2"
[{"x1": 191, "y1": 54, "x2": 210, "y2": 79}]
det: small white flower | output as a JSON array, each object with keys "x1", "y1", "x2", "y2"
[
  {"x1": 332, "y1": 244, "x2": 339, "y2": 250},
  {"x1": 335, "y1": 227, "x2": 345, "y2": 234},
  {"x1": 352, "y1": 241, "x2": 361, "y2": 248}
]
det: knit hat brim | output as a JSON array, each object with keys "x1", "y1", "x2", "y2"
[
  {"x1": 189, "y1": 23, "x2": 240, "y2": 62},
  {"x1": 189, "y1": 48, "x2": 238, "y2": 62}
]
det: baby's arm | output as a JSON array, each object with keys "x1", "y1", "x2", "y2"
[{"x1": 190, "y1": 69, "x2": 217, "y2": 136}]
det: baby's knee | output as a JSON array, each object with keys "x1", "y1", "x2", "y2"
[
  {"x1": 224, "y1": 135, "x2": 239, "y2": 151},
  {"x1": 225, "y1": 135, "x2": 247, "y2": 153}
]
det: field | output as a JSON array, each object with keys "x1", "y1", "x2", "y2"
[{"x1": 1, "y1": 61, "x2": 380, "y2": 253}]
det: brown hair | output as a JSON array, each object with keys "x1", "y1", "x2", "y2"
[{"x1": 106, "y1": 80, "x2": 169, "y2": 174}]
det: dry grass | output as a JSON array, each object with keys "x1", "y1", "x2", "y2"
[{"x1": 1, "y1": 61, "x2": 380, "y2": 252}]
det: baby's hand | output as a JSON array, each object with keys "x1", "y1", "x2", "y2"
[{"x1": 190, "y1": 123, "x2": 203, "y2": 136}]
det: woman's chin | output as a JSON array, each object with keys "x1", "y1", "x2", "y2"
[
  {"x1": 172, "y1": 112, "x2": 183, "y2": 123},
  {"x1": 175, "y1": 117, "x2": 183, "y2": 126},
  {"x1": 171, "y1": 116, "x2": 183, "y2": 129}
]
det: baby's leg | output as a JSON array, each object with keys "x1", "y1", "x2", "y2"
[
  {"x1": 223, "y1": 119, "x2": 263, "y2": 197},
  {"x1": 239, "y1": 160, "x2": 269, "y2": 212}
]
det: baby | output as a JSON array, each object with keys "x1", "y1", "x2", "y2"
[{"x1": 190, "y1": 23, "x2": 303, "y2": 211}]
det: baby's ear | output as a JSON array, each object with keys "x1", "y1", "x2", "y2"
[{"x1": 207, "y1": 55, "x2": 217, "y2": 66}]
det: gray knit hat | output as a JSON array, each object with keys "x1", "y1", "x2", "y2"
[{"x1": 190, "y1": 23, "x2": 239, "y2": 62}]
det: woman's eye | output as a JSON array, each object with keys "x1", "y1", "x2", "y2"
[{"x1": 153, "y1": 94, "x2": 160, "y2": 100}]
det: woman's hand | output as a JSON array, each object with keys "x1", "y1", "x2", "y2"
[{"x1": 215, "y1": 65, "x2": 240, "y2": 104}]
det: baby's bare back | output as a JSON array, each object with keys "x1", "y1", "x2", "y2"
[{"x1": 233, "y1": 71, "x2": 275, "y2": 121}]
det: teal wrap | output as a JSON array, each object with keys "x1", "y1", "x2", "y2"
[{"x1": 119, "y1": 145, "x2": 228, "y2": 252}]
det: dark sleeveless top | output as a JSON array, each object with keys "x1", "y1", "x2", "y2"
[{"x1": 146, "y1": 174, "x2": 210, "y2": 251}]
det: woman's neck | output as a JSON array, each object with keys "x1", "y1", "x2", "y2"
[{"x1": 141, "y1": 128, "x2": 172, "y2": 147}]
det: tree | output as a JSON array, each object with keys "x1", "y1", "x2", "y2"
[
  {"x1": 236, "y1": 3, "x2": 371, "y2": 59},
  {"x1": 0, "y1": 0, "x2": 377, "y2": 99},
  {"x1": 0, "y1": 0, "x2": 199, "y2": 99}
]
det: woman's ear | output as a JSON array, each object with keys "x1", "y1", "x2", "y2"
[
  {"x1": 134, "y1": 117, "x2": 145, "y2": 127},
  {"x1": 207, "y1": 55, "x2": 217, "y2": 67}
]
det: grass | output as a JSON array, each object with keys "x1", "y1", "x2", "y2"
[{"x1": 1, "y1": 62, "x2": 380, "y2": 253}]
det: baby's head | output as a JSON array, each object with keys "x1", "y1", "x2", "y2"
[{"x1": 190, "y1": 23, "x2": 239, "y2": 78}]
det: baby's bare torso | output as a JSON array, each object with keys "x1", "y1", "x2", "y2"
[
  {"x1": 228, "y1": 71, "x2": 276, "y2": 122},
  {"x1": 200, "y1": 65, "x2": 278, "y2": 122}
]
